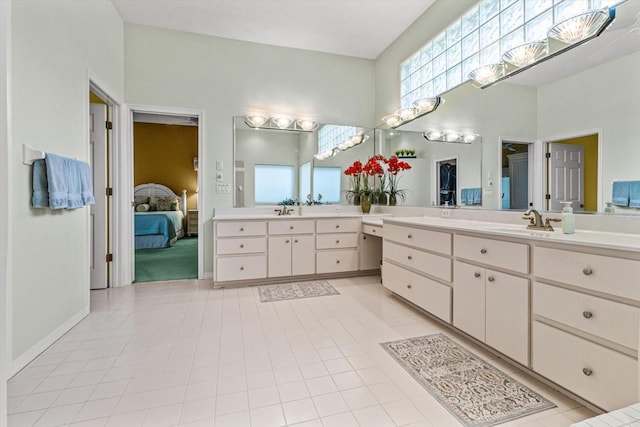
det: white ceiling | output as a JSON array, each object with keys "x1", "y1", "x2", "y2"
[{"x1": 110, "y1": 0, "x2": 436, "y2": 60}]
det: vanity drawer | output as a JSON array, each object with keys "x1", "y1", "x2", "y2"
[
  {"x1": 316, "y1": 218, "x2": 359, "y2": 234},
  {"x1": 532, "y1": 321, "x2": 637, "y2": 411},
  {"x1": 316, "y1": 233, "x2": 358, "y2": 250},
  {"x1": 534, "y1": 247, "x2": 640, "y2": 301},
  {"x1": 269, "y1": 220, "x2": 315, "y2": 235},
  {"x1": 533, "y1": 282, "x2": 640, "y2": 350},
  {"x1": 384, "y1": 223, "x2": 452, "y2": 255},
  {"x1": 216, "y1": 255, "x2": 267, "y2": 281},
  {"x1": 454, "y1": 234, "x2": 529, "y2": 274},
  {"x1": 382, "y1": 262, "x2": 451, "y2": 323},
  {"x1": 316, "y1": 249, "x2": 359, "y2": 273},
  {"x1": 216, "y1": 237, "x2": 266, "y2": 255},
  {"x1": 385, "y1": 241, "x2": 451, "y2": 282},
  {"x1": 363, "y1": 224, "x2": 383, "y2": 237},
  {"x1": 217, "y1": 221, "x2": 267, "y2": 237}
]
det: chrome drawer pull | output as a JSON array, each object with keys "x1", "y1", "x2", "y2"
[
  {"x1": 582, "y1": 368, "x2": 592, "y2": 376},
  {"x1": 285, "y1": 240, "x2": 290, "y2": 243},
  {"x1": 407, "y1": 234, "x2": 412, "y2": 239},
  {"x1": 487, "y1": 276, "x2": 495, "y2": 282},
  {"x1": 480, "y1": 248, "x2": 487, "y2": 254},
  {"x1": 294, "y1": 239, "x2": 298, "y2": 243},
  {"x1": 240, "y1": 266, "x2": 244, "y2": 271},
  {"x1": 583, "y1": 311, "x2": 593, "y2": 319},
  {"x1": 336, "y1": 260, "x2": 340, "y2": 264},
  {"x1": 408, "y1": 255, "x2": 413, "y2": 260},
  {"x1": 240, "y1": 227, "x2": 244, "y2": 232},
  {"x1": 240, "y1": 244, "x2": 244, "y2": 248},
  {"x1": 474, "y1": 272, "x2": 481, "y2": 278},
  {"x1": 336, "y1": 240, "x2": 340, "y2": 244},
  {"x1": 582, "y1": 268, "x2": 593, "y2": 276},
  {"x1": 407, "y1": 284, "x2": 412, "y2": 289}
]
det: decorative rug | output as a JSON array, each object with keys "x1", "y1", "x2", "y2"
[
  {"x1": 380, "y1": 334, "x2": 555, "y2": 427},
  {"x1": 258, "y1": 280, "x2": 340, "y2": 303}
]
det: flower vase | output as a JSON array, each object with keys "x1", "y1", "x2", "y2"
[
  {"x1": 378, "y1": 192, "x2": 387, "y2": 206},
  {"x1": 389, "y1": 193, "x2": 397, "y2": 206},
  {"x1": 353, "y1": 193, "x2": 361, "y2": 206},
  {"x1": 360, "y1": 194, "x2": 371, "y2": 214}
]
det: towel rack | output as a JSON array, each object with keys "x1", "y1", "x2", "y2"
[{"x1": 22, "y1": 144, "x2": 45, "y2": 165}]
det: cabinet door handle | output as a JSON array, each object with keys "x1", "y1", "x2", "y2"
[
  {"x1": 336, "y1": 225, "x2": 340, "y2": 229},
  {"x1": 336, "y1": 260, "x2": 340, "y2": 264},
  {"x1": 290, "y1": 226, "x2": 294, "y2": 230},
  {"x1": 240, "y1": 227, "x2": 244, "y2": 232},
  {"x1": 363, "y1": 236, "x2": 366, "y2": 240},
  {"x1": 240, "y1": 266, "x2": 244, "y2": 271},
  {"x1": 285, "y1": 240, "x2": 290, "y2": 244},
  {"x1": 372, "y1": 229, "x2": 376, "y2": 233},
  {"x1": 240, "y1": 244, "x2": 244, "y2": 248},
  {"x1": 474, "y1": 272, "x2": 481, "y2": 278},
  {"x1": 583, "y1": 311, "x2": 593, "y2": 319},
  {"x1": 407, "y1": 234, "x2": 412, "y2": 239},
  {"x1": 582, "y1": 368, "x2": 593, "y2": 376},
  {"x1": 336, "y1": 240, "x2": 340, "y2": 244},
  {"x1": 407, "y1": 284, "x2": 412, "y2": 289},
  {"x1": 294, "y1": 239, "x2": 298, "y2": 243},
  {"x1": 487, "y1": 276, "x2": 495, "y2": 282},
  {"x1": 408, "y1": 255, "x2": 413, "y2": 260},
  {"x1": 480, "y1": 248, "x2": 487, "y2": 254},
  {"x1": 582, "y1": 268, "x2": 593, "y2": 276}
]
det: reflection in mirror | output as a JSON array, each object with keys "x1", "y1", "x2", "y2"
[
  {"x1": 376, "y1": 129, "x2": 482, "y2": 207},
  {"x1": 233, "y1": 116, "x2": 374, "y2": 207}
]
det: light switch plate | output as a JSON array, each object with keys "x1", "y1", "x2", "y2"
[{"x1": 216, "y1": 161, "x2": 223, "y2": 171}]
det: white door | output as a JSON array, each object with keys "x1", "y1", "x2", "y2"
[
  {"x1": 90, "y1": 103, "x2": 108, "y2": 289},
  {"x1": 548, "y1": 143, "x2": 584, "y2": 212}
]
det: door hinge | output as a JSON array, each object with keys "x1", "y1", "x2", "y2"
[
  {"x1": 106, "y1": 253, "x2": 113, "y2": 262},
  {"x1": 545, "y1": 152, "x2": 551, "y2": 158},
  {"x1": 106, "y1": 121, "x2": 113, "y2": 130},
  {"x1": 545, "y1": 194, "x2": 551, "y2": 200},
  {"x1": 106, "y1": 187, "x2": 113, "y2": 196}
]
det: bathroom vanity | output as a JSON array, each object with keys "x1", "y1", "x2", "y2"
[{"x1": 381, "y1": 216, "x2": 640, "y2": 413}]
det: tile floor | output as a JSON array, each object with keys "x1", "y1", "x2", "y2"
[{"x1": 7, "y1": 276, "x2": 597, "y2": 427}]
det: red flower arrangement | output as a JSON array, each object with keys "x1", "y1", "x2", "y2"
[{"x1": 386, "y1": 155, "x2": 412, "y2": 204}]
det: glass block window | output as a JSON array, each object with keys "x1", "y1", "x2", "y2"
[
  {"x1": 318, "y1": 125, "x2": 356, "y2": 154},
  {"x1": 254, "y1": 164, "x2": 295, "y2": 204},
  {"x1": 399, "y1": 0, "x2": 623, "y2": 107}
]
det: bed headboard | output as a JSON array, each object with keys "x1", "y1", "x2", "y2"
[{"x1": 134, "y1": 183, "x2": 188, "y2": 217}]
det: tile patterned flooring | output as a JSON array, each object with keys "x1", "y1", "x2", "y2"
[{"x1": 7, "y1": 276, "x2": 596, "y2": 426}]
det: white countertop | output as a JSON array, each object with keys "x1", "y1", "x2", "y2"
[{"x1": 385, "y1": 216, "x2": 640, "y2": 253}]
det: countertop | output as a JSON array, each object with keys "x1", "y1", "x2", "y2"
[{"x1": 384, "y1": 216, "x2": 640, "y2": 253}]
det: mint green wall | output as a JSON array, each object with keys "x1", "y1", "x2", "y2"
[{"x1": 10, "y1": 0, "x2": 124, "y2": 367}]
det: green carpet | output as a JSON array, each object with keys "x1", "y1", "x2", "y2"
[{"x1": 135, "y1": 237, "x2": 198, "y2": 282}]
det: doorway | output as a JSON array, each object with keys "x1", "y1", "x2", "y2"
[
  {"x1": 131, "y1": 112, "x2": 200, "y2": 283},
  {"x1": 435, "y1": 158, "x2": 457, "y2": 206},
  {"x1": 501, "y1": 142, "x2": 532, "y2": 210}
]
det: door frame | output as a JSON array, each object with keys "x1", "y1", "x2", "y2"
[
  {"x1": 123, "y1": 104, "x2": 205, "y2": 284},
  {"x1": 540, "y1": 128, "x2": 602, "y2": 212},
  {"x1": 433, "y1": 156, "x2": 458, "y2": 206},
  {"x1": 498, "y1": 138, "x2": 536, "y2": 210}
]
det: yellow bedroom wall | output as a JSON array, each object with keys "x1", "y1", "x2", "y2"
[{"x1": 134, "y1": 122, "x2": 198, "y2": 209}]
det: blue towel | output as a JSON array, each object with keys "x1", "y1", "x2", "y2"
[
  {"x1": 460, "y1": 188, "x2": 471, "y2": 205},
  {"x1": 78, "y1": 161, "x2": 95, "y2": 205},
  {"x1": 66, "y1": 158, "x2": 84, "y2": 209},
  {"x1": 612, "y1": 181, "x2": 630, "y2": 207},
  {"x1": 32, "y1": 159, "x2": 49, "y2": 208},
  {"x1": 630, "y1": 181, "x2": 640, "y2": 207},
  {"x1": 45, "y1": 153, "x2": 68, "y2": 209},
  {"x1": 472, "y1": 188, "x2": 482, "y2": 205}
]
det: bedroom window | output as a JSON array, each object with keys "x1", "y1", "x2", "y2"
[
  {"x1": 399, "y1": 0, "x2": 623, "y2": 107},
  {"x1": 254, "y1": 164, "x2": 295, "y2": 204},
  {"x1": 313, "y1": 166, "x2": 341, "y2": 203}
]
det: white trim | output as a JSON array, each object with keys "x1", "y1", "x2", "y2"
[
  {"x1": 8, "y1": 306, "x2": 89, "y2": 378},
  {"x1": 124, "y1": 104, "x2": 205, "y2": 282},
  {"x1": 539, "y1": 128, "x2": 602, "y2": 212},
  {"x1": 0, "y1": 0, "x2": 11, "y2": 422}
]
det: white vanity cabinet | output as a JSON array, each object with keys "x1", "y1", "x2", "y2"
[
  {"x1": 532, "y1": 245, "x2": 640, "y2": 411},
  {"x1": 316, "y1": 218, "x2": 360, "y2": 274},
  {"x1": 214, "y1": 220, "x2": 268, "y2": 282},
  {"x1": 268, "y1": 220, "x2": 315, "y2": 278},
  {"x1": 382, "y1": 222, "x2": 453, "y2": 323}
]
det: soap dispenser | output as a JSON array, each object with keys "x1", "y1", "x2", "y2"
[{"x1": 561, "y1": 201, "x2": 575, "y2": 234}]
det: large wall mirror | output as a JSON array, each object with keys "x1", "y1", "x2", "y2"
[{"x1": 233, "y1": 116, "x2": 374, "y2": 207}]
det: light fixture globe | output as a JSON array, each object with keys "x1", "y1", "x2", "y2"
[
  {"x1": 413, "y1": 97, "x2": 443, "y2": 114},
  {"x1": 468, "y1": 63, "x2": 506, "y2": 86},
  {"x1": 502, "y1": 41, "x2": 548, "y2": 68},
  {"x1": 381, "y1": 113, "x2": 403, "y2": 128},
  {"x1": 272, "y1": 117, "x2": 293, "y2": 129},
  {"x1": 244, "y1": 115, "x2": 269, "y2": 128},
  {"x1": 424, "y1": 130, "x2": 443, "y2": 140},
  {"x1": 296, "y1": 119, "x2": 318, "y2": 131},
  {"x1": 548, "y1": 9, "x2": 610, "y2": 44},
  {"x1": 396, "y1": 107, "x2": 418, "y2": 121}
]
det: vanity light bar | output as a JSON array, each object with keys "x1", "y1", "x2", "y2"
[
  {"x1": 314, "y1": 134, "x2": 370, "y2": 160},
  {"x1": 244, "y1": 115, "x2": 319, "y2": 132},
  {"x1": 423, "y1": 130, "x2": 480, "y2": 144},
  {"x1": 381, "y1": 97, "x2": 444, "y2": 129},
  {"x1": 470, "y1": 7, "x2": 616, "y2": 89}
]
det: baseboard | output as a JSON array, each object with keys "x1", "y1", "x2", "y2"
[
  {"x1": 8, "y1": 305, "x2": 90, "y2": 378},
  {"x1": 203, "y1": 271, "x2": 213, "y2": 280}
]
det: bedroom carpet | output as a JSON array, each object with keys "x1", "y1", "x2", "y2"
[{"x1": 135, "y1": 236, "x2": 198, "y2": 282}]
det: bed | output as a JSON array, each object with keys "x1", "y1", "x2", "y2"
[{"x1": 133, "y1": 183, "x2": 188, "y2": 249}]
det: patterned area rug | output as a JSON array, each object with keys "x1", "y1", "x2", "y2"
[
  {"x1": 381, "y1": 334, "x2": 555, "y2": 427},
  {"x1": 258, "y1": 280, "x2": 340, "y2": 303}
]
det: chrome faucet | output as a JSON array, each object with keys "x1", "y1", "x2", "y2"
[
  {"x1": 274, "y1": 206, "x2": 293, "y2": 216},
  {"x1": 522, "y1": 209, "x2": 561, "y2": 231}
]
